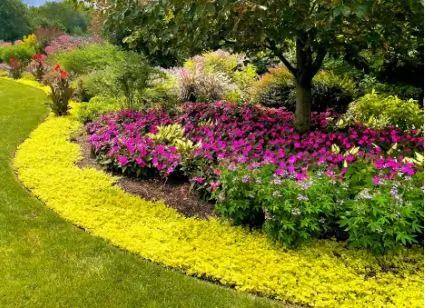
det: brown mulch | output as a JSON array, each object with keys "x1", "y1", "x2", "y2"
[{"x1": 72, "y1": 132, "x2": 216, "y2": 219}]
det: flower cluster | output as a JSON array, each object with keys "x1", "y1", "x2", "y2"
[
  {"x1": 29, "y1": 53, "x2": 48, "y2": 81},
  {"x1": 43, "y1": 64, "x2": 73, "y2": 116},
  {"x1": 87, "y1": 109, "x2": 180, "y2": 177},
  {"x1": 44, "y1": 34, "x2": 102, "y2": 55},
  {"x1": 87, "y1": 101, "x2": 423, "y2": 192}
]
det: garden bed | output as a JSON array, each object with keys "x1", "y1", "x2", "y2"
[
  {"x1": 75, "y1": 133, "x2": 215, "y2": 218},
  {"x1": 14, "y1": 112, "x2": 424, "y2": 307}
]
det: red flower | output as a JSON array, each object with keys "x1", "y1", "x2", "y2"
[
  {"x1": 60, "y1": 70, "x2": 68, "y2": 80},
  {"x1": 54, "y1": 64, "x2": 60, "y2": 71},
  {"x1": 9, "y1": 57, "x2": 15, "y2": 63}
]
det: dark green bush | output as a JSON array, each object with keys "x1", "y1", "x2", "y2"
[
  {"x1": 250, "y1": 66, "x2": 356, "y2": 112},
  {"x1": 249, "y1": 65, "x2": 294, "y2": 109}
]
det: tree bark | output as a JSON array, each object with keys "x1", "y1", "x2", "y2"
[
  {"x1": 294, "y1": 37, "x2": 314, "y2": 132},
  {"x1": 294, "y1": 79, "x2": 312, "y2": 132}
]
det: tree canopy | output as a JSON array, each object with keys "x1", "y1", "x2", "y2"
[
  {"x1": 74, "y1": 0, "x2": 424, "y2": 131},
  {"x1": 0, "y1": 0, "x2": 32, "y2": 41},
  {"x1": 30, "y1": 1, "x2": 90, "y2": 35}
]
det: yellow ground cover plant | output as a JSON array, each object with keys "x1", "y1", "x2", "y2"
[{"x1": 14, "y1": 111, "x2": 423, "y2": 307}]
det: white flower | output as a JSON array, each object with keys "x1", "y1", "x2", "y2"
[{"x1": 291, "y1": 207, "x2": 301, "y2": 216}]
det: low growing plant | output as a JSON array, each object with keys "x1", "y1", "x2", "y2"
[{"x1": 338, "y1": 161, "x2": 424, "y2": 254}]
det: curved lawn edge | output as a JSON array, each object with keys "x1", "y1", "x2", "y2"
[{"x1": 14, "y1": 112, "x2": 423, "y2": 307}]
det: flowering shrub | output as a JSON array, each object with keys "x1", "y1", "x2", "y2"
[
  {"x1": 214, "y1": 164, "x2": 338, "y2": 246},
  {"x1": 8, "y1": 57, "x2": 24, "y2": 79},
  {"x1": 43, "y1": 64, "x2": 73, "y2": 116},
  {"x1": 338, "y1": 161, "x2": 424, "y2": 253},
  {"x1": 29, "y1": 53, "x2": 48, "y2": 81},
  {"x1": 44, "y1": 34, "x2": 101, "y2": 55},
  {"x1": 88, "y1": 101, "x2": 422, "y2": 187}
]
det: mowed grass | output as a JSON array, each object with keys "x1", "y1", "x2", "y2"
[{"x1": 0, "y1": 79, "x2": 280, "y2": 308}]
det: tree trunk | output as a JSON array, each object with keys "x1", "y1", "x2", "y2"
[{"x1": 294, "y1": 79, "x2": 312, "y2": 132}]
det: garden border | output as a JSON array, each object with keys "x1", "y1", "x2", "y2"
[{"x1": 11, "y1": 79, "x2": 424, "y2": 307}]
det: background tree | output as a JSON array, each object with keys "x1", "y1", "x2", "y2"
[
  {"x1": 0, "y1": 0, "x2": 32, "y2": 41},
  {"x1": 74, "y1": 0, "x2": 423, "y2": 131},
  {"x1": 30, "y1": 1, "x2": 90, "y2": 35}
]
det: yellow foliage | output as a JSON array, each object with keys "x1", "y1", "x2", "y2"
[
  {"x1": 13, "y1": 85, "x2": 424, "y2": 307},
  {"x1": 0, "y1": 76, "x2": 50, "y2": 95},
  {"x1": 22, "y1": 34, "x2": 38, "y2": 49}
]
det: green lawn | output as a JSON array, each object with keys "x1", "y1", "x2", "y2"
[{"x1": 0, "y1": 79, "x2": 279, "y2": 308}]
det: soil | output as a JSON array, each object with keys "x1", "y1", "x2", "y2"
[{"x1": 73, "y1": 132, "x2": 216, "y2": 219}]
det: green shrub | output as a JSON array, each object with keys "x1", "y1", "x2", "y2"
[
  {"x1": 115, "y1": 52, "x2": 162, "y2": 110},
  {"x1": 338, "y1": 161, "x2": 424, "y2": 254},
  {"x1": 50, "y1": 43, "x2": 124, "y2": 76},
  {"x1": 343, "y1": 90, "x2": 423, "y2": 130},
  {"x1": 143, "y1": 72, "x2": 180, "y2": 115},
  {"x1": 249, "y1": 65, "x2": 294, "y2": 108},
  {"x1": 0, "y1": 44, "x2": 35, "y2": 63},
  {"x1": 213, "y1": 164, "x2": 337, "y2": 245},
  {"x1": 75, "y1": 67, "x2": 120, "y2": 102},
  {"x1": 310, "y1": 71, "x2": 356, "y2": 113},
  {"x1": 77, "y1": 96, "x2": 122, "y2": 123},
  {"x1": 359, "y1": 75, "x2": 424, "y2": 102}
]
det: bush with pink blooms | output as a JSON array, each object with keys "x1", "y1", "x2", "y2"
[
  {"x1": 44, "y1": 34, "x2": 102, "y2": 55},
  {"x1": 86, "y1": 101, "x2": 424, "y2": 252}
]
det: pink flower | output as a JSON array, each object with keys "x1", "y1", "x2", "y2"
[{"x1": 372, "y1": 176, "x2": 381, "y2": 185}]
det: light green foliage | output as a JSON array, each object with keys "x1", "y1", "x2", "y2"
[
  {"x1": 344, "y1": 91, "x2": 423, "y2": 130},
  {"x1": 77, "y1": 96, "x2": 123, "y2": 123},
  {"x1": 0, "y1": 44, "x2": 35, "y2": 63},
  {"x1": 51, "y1": 43, "x2": 125, "y2": 76},
  {"x1": 148, "y1": 124, "x2": 199, "y2": 157},
  {"x1": 143, "y1": 72, "x2": 180, "y2": 114},
  {"x1": 339, "y1": 162, "x2": 424, "y2": 254},
  {"x1": 75, "y1": 67, "x2": 121, "y2": 102},
  {"x1": 193, "y1": 50, "x2": 257, "y2": 92}
]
